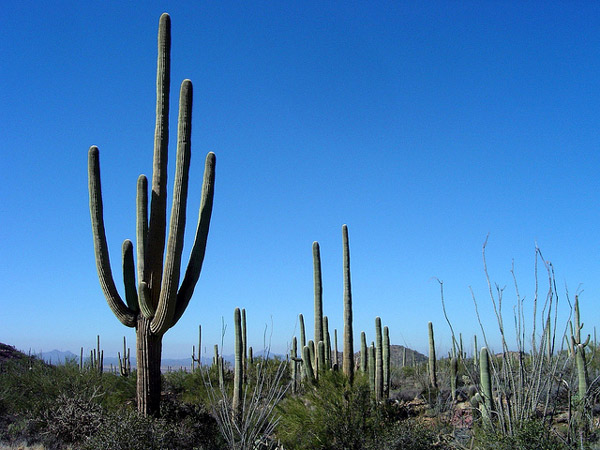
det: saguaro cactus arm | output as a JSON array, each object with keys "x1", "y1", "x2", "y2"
[
  {"x1": 146, "y1": 12, "x2": 171, "y2": 309},
  {"x1": 173, "y1": 151, "x2": 216, "y2": 324},
  {"x1": 151, "y1": 80, "x2": 193, "y2": 335},
  {"x1": 88, "y1": 146, "x2": 136, "y2": 328}
]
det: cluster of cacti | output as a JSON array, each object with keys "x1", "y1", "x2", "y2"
[
  {"x1": 90, "y1": 335, "x2": 104, "y2": 375},
  {"x1": 118, "y1": 336, "x2": 131, "y2": 377},
  {"x1": 88, "y1": 13, "x2": 216, "y2": 416}
]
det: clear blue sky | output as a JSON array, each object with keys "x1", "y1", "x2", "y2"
[{"x1": 2, "y1": 1, "x2": 599, "y2": 360}]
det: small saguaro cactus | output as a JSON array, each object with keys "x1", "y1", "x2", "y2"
[
  {"x1": 323, "y1": 316, "x2": 331, "y2": 370},
  {"x1": 88, "y1": 13, "x2": 216, "y2": 416},
  {"x1": 428, "y1": 322, "x2": 437, "y2": 389},
  {"x1": 192, "y1": 324, "x2": 201, "y2": 370},
  {"x1": 313, "y1": 242, "x2": 324, "y2": 352},
  {"x1": 342, "y1": 224, "x2": 354, "y2": 383},
  {"x1": 375, "y1": 317, "x2": 384, "y2": 401},
  {"x1": 368, "y1": 342, "x2": 376, "y2": 393},
  {"x1": 233, "y1": 308, "x2": 243, "y2": 421},
  {"x1": 242, "y1": 308, "x2": 248, "y2": 384},
  {"x1": 302, "y1": 345, "x2": 315, "y2": 383},
  {"x1": 299, "y1": 313, "x2": 306, "y2": 350},
  {"x1": 479, "y1": 347, "x2": 494, "y2": 423},
  {"x1": 360, "y1": 331, "x2": 368, "y2": 373},
  {"x1": 383, "y1": 325, "x2": 390, "y2": 399},
  {"x1": 90, "y1": 335, "x2": 104, "y2": 375},
  {"x1": 571, "y1": 295, "x2": 590, "y2": 403}
]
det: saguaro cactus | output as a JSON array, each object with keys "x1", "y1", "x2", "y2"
[
  {"x1": 428, "y1": 322, "x2": 437, "y2": 389},
  {"x1": 233, "y1": 308, "x2": 243, "y2": 421},
  {"x1": 360, "y1": 331, "x2": 367, "y2": 373},
  {"x1": 571, "y1": 295, "x2": 590, "y2": 403},
  {"x1": 342, "y1": 224, "x2": 354, "y2": 383},
  {"x1": 88, "y1": 13, "x2": 215, "y2": 416},
  {"x1": 383, "y1": 325, "x2": 390, "y2": 399},
  {"x1": 479, "y1": 347, "x2": 494, "y2": 423},
  {"x1": 313, "y1": 242, "x2": 324, "y2": 350},
  {"x1": 375, "y1": 317, "x2": 383, "y2": 401}
]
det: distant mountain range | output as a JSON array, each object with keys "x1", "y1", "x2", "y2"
[{"x1": 31, "y1": 344, "x2": 426, "y2": 372}]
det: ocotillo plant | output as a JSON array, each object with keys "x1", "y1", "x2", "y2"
[
  {"x1": 88, "y1": 13, "x2": 215, "y2": 416},
  {"x1": 342, "y1": 224, "x2": 354, "y2": 383},
  {"x1": 428, "y1": 322, "x2": 437, "y2": 389},
  {"x1": 233, "y1": 308, "x2": 243, "y2": 422},
  {"x1": 375, "y1": 317, "x2": 384, "y2": 401}
]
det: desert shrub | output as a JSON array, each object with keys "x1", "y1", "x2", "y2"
[
  {"x1": 366, "y1": 418, "x2": 450, "y2": 450},
  {"x1": 81, "y1": 406, "x2": 224, "y2": 450},
  {"x1": 473, "y1": 419, "x2": 572, "y2": 450},
  {"x1": 37, "y1": 386, "x2": 105, "y2": 448},
  {"x1": 276, "y1": 371, "x2": 382, "y2": 450}
]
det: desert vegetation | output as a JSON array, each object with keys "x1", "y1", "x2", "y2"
[{"x1": 2, "y1": 11, "x2": 598, "y2": 450}]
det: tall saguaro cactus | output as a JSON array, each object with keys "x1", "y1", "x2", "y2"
[
  {"x1": 342, "y1": 224, "x2": 354, "y2": 383},
  {"x1": 88, "y1": 13, "x2": 215, "y2": 416},
  {"x1": 428, "y1": 322, "x2": 437, "y2": 389},
  {"x1": 313, "y1": 242, "x2": 324, "y2": 348}
]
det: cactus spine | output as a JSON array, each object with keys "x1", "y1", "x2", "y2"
[
  {"x1": 342, "y1": 224, "x2": 354, "y2": 383},
  {"x1": 428, "y1": 322, "x2": 437, "y2": 389},
  {"x1": 88, "y1": 13, "x2": 215, "y2": 416}
]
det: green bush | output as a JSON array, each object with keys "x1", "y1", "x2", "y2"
[
  {"x1": 473, "y1": 419, "x2": 573, "y2": 450},
  {"x1": 276, "y1": 371, "x2": 382, "y2": 450}
]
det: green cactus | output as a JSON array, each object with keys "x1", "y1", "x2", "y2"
[
  {"x1": 88, "y1": 13, "x2": 215, "y2": 416},
  {"x1": 375, "y1": 317, "x2": 383, "y2": 401},
  {"x1": 450, "y1": 356, "x2": 458, "y2": 402},
  {"x1": 479, "y1": 347, "x2": 494, "y2": 423},
  {"x1": 118, "y1": 336, "x2": 131, "y2": 377},
  {"x1": 192, "y1": 324, "x2": 201, "y2": 371},
  {"x1": 302, "y1": 345, "x2": 315, "y2": 383},
  {"x1": 233, "y1": 308, "x2": 243, "y2": 421},
  {"x1": 383, "y1": 325, "x2": 390, "y2": 399},
  {"x1": 334, "y1": 329, "x2": 339, "y2": 370},
  {"x1": 291, "y1": 336, "x2": 298, "y2": 393},
  {"x1": 323, "y1": 316, "x2": 331, "y2": 370},
  {"x1": 308, "y1": 339, "x2": 316, "y2": 373},
  {"x1": 213, "y1": 344, "x2": 219, "y2": 366},
  {"x1": 428, "y1": 322, "x2": 437, "y2": 389},
  {"x1": 360, "y1": 331, "x2": 367, "y2": 373},
  {"x1": 249, "y1": 346, "x2": 253, "y2": 365},
  {"x1": 90, "y1": 335, "x2": 104, "y2": 375},
  {"x1": 571, "y1": 295, "x2": 590, "y2": 403},
  {"x1": 368, "y1": 342, "x2": 376, "y2": 393},
  {"x1": 313, "y1": 241, "x2": 324, "y2": 349},
  {"x1": 299, "y1": 313, "x2": 306, "y2": 350},
  {"x1": 242, "y1": 308, "x2": 247, "y2": 384},
  {"x1": 342, "y1": 224, "x2": 354, "y2": 383}
]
